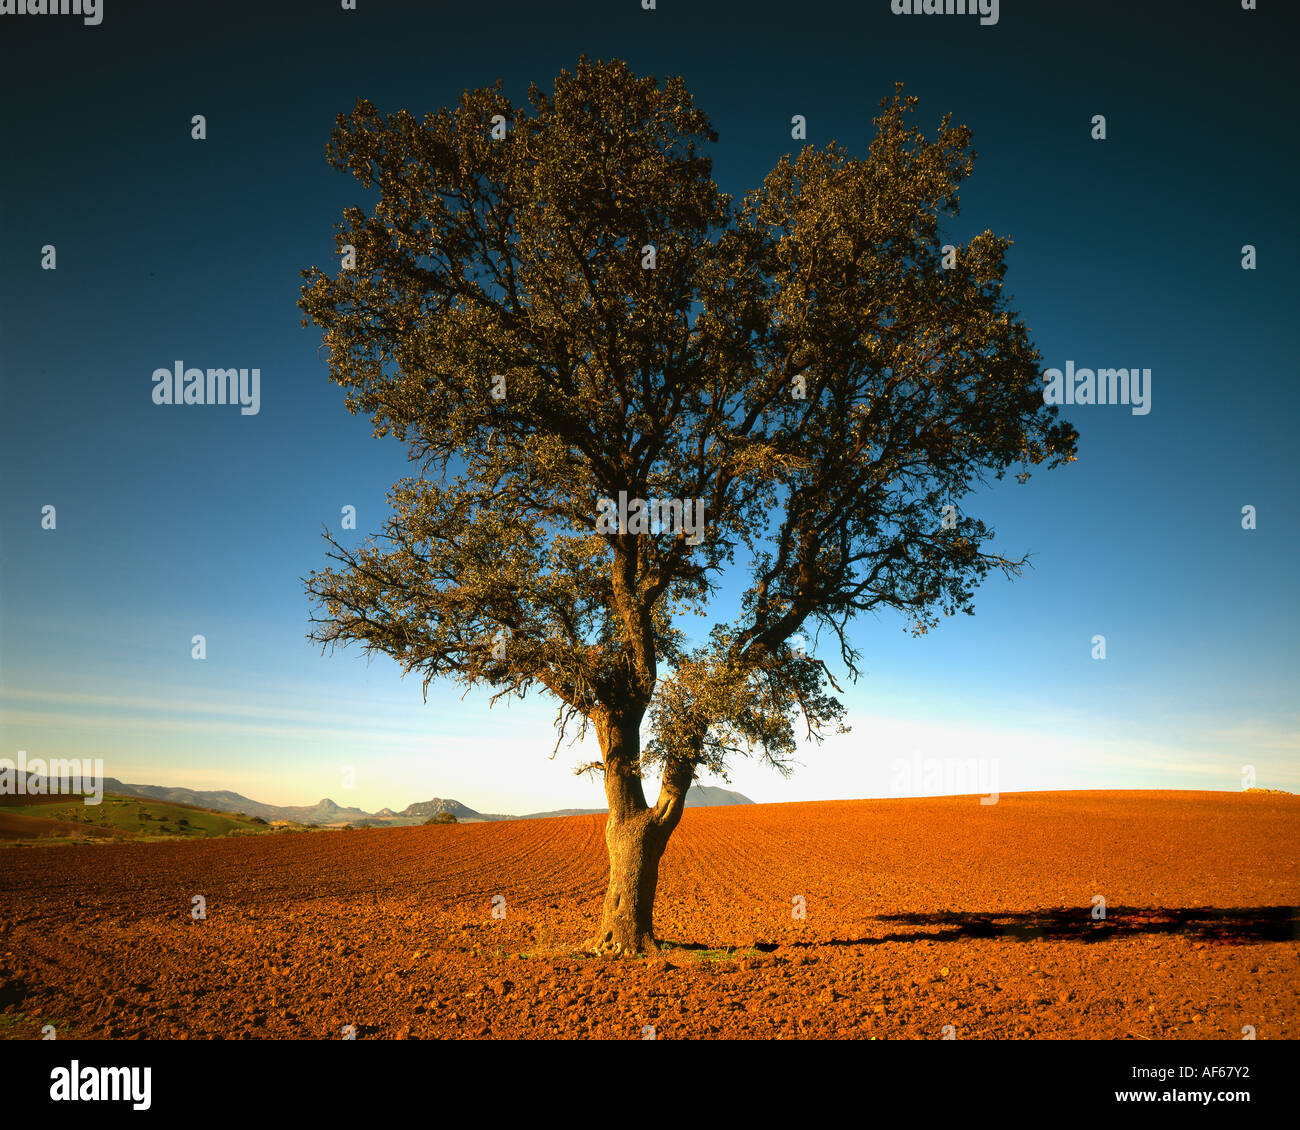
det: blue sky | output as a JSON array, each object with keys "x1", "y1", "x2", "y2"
[{"x1": 1, "y1": 0, "x2": 1296, "y2": 812}]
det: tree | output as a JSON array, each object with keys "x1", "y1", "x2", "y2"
[
  {"x1": 425, "y1": 812, "x2": 458, "y2": 825},
  {"x1": 298, "y1": 59, "x2": 1078, "y2": 955}
]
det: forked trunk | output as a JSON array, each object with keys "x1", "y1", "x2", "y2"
[
  {"x1": 592, "y1": 808, "x2": 671, "y2": 955},
  {"x1": 586, "y1": 707, "x2": 690, "y2": 956}
]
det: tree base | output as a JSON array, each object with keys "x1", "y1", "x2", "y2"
[{"x1": 585, "y1": 929, "x2": 660, "y2": 957}]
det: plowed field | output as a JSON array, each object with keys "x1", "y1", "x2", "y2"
[{"x1": 1, "y1": 790, "x2": 1296, "y2": 1039}]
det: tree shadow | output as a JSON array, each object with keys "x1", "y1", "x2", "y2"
[
  {"x1": 751, "y1": 906, "x2": 1299, "y2": 949},
  {"x1": 0, "y1": 976, "x2": 32, "y2": 1008},
  {"x1": 656, "y1": 941, "x2": 762, "y2": 957}
]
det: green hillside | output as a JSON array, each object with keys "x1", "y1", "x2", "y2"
[{"x1": 0, "y1": 793, "x2": 285, "y2": 843}]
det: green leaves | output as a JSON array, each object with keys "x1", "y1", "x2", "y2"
[{"x1": 299, "y1": 62, "x2": 1078, "y2": 782}]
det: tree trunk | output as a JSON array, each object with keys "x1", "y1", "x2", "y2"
[
  {"x1": 591, "y1": 808, "x2": 671, "y2": 955},
  {"x1": 587, "y1": 708, "x2": 694, "y2": 956}
]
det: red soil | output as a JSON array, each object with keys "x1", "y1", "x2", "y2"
[
  {"x1": 0, "y1": 790, "x2": 1295, "y2": 1039},
  {"x1": 0, "y1": 812, "x2": 118, "y2": 840}
]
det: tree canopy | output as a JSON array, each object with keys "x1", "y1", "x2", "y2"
[{"x1": 298, "y1": 58, "x2": 1077, "y2": 951}]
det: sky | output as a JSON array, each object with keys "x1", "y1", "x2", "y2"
[{"x1": 1, "y1": 0, "x2": 1297, "y2": 814}]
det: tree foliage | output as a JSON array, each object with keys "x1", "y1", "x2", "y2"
[{"x1": 299, "y1": 58, "x2": 1077, "y2": 831}]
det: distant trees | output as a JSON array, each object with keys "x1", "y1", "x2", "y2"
[{"x1": 425, "y1": 812, "x2": 458, "y2": 825}]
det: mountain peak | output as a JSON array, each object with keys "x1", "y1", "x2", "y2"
[{"x1": 400, "y1": 796, "x2": 483, "y2": 820}]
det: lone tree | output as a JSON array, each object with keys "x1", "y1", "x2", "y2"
[{"x1": 299, "y1": 59, "x2": 1077, "y2": 954}]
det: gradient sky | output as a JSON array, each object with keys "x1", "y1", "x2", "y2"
[{"x1": 2, "y1": 0, "x2": 1296, "y2": 814}]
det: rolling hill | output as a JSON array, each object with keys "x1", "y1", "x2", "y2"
[
  {"x1": 0, "y1": 792, "x2": 276, "y2": 843},
  {"x1": 83, "y1": 779, "x2": 756, "y2": 829}
]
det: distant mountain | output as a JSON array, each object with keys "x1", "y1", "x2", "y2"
[
  {"x1": 100, "y1": 779, "x2": 282, "y2": 820},
  {"x1": 519, "y1": 807, "x2": 604, "y2": 819},
  {"x1": 399, "y1": 797, "x2": 486, "y2": 822},
  {"x1": 91, "y1": 780, "x2": 754, "y2": 828},
  {"x1": 684, "y1": 785, "x2": 753, "y2": 807},
  {"x1": 101, "y1": 780, "x2": 371, "y2": 826},
  {"x1": 521, "y1": 785, "x2": 754, "y2": 819},
  {"x1": 276, "y1": 798, "x2": 371, "y2": 825}
]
